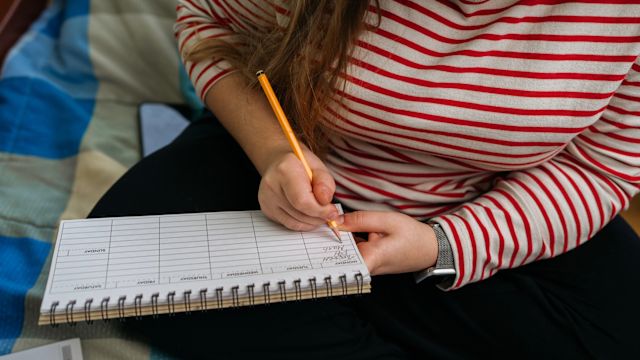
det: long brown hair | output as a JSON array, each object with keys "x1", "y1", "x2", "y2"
[{"x1": 185, "y1": 1, "x2": 378, "y2": 155}]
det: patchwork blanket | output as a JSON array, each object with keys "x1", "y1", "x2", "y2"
[{"x1": 0, "y1": 0, "x2": 200, "y2": 358}]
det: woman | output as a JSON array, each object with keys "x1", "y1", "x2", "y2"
[{"x1": 91, "y1": 1, "x2": 640, "y2": 358}]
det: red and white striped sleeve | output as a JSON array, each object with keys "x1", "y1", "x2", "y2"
[
  {"x1": 433, "y1": 57, "x2": 640, "y2": 290},
  {"x1": 174, "y1": 0, "x2": 278, "y2": 100}
]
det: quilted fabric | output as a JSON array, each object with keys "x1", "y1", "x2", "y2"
[{"x1": 0, "y1": 0, "x2": 198, "y2": 357}]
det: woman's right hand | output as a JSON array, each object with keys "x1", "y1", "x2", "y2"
[
  {"x1": 202, "y1": 73, "x2": 339, "y2": 230},
  {"x1": 258, "y1": 147, "x2": 341, "y2": 231}
]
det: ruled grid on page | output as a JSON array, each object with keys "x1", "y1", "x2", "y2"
[{"x1": 48, "y1": 210, "x2": 362, "y2": 294}]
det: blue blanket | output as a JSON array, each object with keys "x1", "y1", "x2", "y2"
[{"x1": 0, "y1": 0, "x2": 200, "y2": 357}]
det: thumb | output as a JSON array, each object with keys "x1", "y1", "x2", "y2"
[
  {"x1": 311, "y1": 168, "x2": 335, "y2": 205},
  {"x1": 339, "y1": 211, "x2": 394, "y2": 234}
]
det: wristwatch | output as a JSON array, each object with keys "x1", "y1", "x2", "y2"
[{"x1": 415, "y1": 222, "x2": 456, "y2": 283}]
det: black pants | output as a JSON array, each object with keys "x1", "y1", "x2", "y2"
[{"x1": 90, "y1": 118, "x2": 640, "y2": 359}]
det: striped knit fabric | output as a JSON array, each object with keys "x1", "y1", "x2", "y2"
[{"x1": 175, "y1": 0, "x2": 640, "y2": 289}]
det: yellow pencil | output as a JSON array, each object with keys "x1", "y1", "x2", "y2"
[{"x1": 256, "y1": 70, "x2": 341, "y2": 243}]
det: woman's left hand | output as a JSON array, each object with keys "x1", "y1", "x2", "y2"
[{"x1": 339, "y1": 211, "x2": 439, "y2": 275}]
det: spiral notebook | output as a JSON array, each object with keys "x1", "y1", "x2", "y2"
[{"x1": 39, "y1": 206, "x2": 370, "y2": 326}]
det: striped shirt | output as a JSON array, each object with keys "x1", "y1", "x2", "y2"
[{"x1": 175, "y1": 0, "x2": 640, "y2": 289}]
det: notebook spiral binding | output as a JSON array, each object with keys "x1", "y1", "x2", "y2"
[
  {"x1": 134, "y1": 294, "x2": 143, "y2": 319},
  {"x1": 47, "y1": 273, "x2": 365, "y2": 327}
]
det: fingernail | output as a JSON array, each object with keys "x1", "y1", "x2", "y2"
[{"x1": 332, "y1": 215, "x2": 344, "y2": 225}]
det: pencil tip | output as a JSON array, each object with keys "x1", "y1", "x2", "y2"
[
  {"x1": 256, "y1": 70, "x2": 264, "y2": 76},
  {"x1": 331, "y1": 228, "x2": 341, "y2": 243}
]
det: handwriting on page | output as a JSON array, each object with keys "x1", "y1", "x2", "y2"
[{"x1": 50, "y1": 212, "x2": 361, "y2": 293}]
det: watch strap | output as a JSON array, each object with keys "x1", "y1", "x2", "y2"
[{"x1": 415, "y1": 222, "x2": 456, "y2": 283}]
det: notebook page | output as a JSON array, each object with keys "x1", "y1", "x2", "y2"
[{"x1": 41, "y1": 207, "x2": 368, "y2": 311}]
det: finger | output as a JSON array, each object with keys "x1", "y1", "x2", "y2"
[
  {"x1": 311, "y1": 168, "x2": 336, "y2": 205},
  {"x1": 339, "y1": 211, "x2": 397, "y2": 233},
  {"x1": 280, "y1": 180, "x2": 338, "y2": 220},
  {"x1": 259, "y1": 172, "x2": 334, "y2": 226},
  {"x1": 267, "y1": 206, "x2": 318, "y2": 232},
  {"x1": 277, "y1": 200, "x2": 327, "y2": 227}
]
